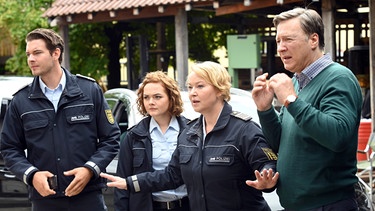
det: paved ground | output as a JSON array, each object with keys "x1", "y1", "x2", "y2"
[{"x1": 264, "y1": 190, "x2": 284, "y2": 211}]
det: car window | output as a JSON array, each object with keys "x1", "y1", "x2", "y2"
[
  {"x1": 105, "y1": 98, "x2": 130, "y2": 142},
  {"x1": 0, "y1": 99, "x2": 9, "y2": 131},
  {"x1": 114, "y1": 103, "x2": 129, "y2": 134}
]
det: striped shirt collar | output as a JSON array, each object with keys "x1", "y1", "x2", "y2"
[{"x1": 295, "y1": 53, "x2": 333, "y2": 91}]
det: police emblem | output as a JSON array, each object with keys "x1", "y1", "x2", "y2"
[
  {"x1": 105, "y1": 109, "x2": 115, "y2": 124},
  {"x1": 261, "y1": 148, "x2": 278, "y2": 160}
]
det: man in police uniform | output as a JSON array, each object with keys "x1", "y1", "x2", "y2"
[{"x1": 0, "y1": 28, "x2": 120, "y2": 211}]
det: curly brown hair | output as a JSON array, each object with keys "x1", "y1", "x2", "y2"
[{"x1": 136, "y1": 71, "x2": 183, "y2": 116}]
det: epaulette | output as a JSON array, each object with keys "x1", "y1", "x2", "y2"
[
  {"x1": 13, "y1": 83, "x2": 31, "y2": 96},
  {"x1": 187, "y1": 117, "x2": 199, "y2": 125},
  {"x1": 127, "y1": 124, "x2": 136, "y2": 131},
  {"x1": 231, "y1": 111, "x2": 252, "y2": 121},
  {"x1": 76, "y1": 74, "x2": 96, "y2": 82}
]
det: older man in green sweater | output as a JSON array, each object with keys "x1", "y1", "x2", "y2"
[{"x1": 252, "y1": 7, "x2": 362, "y2": 211}]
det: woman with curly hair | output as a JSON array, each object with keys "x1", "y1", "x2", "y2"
[{"x1": 113, "y1": 71, "x2": 190, "y2": 211}]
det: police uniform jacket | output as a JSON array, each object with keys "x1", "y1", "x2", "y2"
[
  {"x1": 115, "y1": 115, "x2": 189, "y2": 211},
  {"x1": 0, "y1": 68, "x2": 120, "y2": 200},
  {"x1": 127, "y1": 102, "x2": 277, "y2": 211}
]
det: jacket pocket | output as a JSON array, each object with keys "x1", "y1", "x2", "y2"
[
  {"x1": 65, "y1": 104, "x2": 94, "y2": 124},
  {"x1": 205, "y1": 154, "x2": 234, "y2": 166},
  {"x1": 179, "y1": 154, "x2": 192, "y2": 164},
  {"x1": 66, "y1": 113, "x2": 93, "y2": 124},
  {"x1": 24, "y1": 119, "x2": 48, "y2": 131},
  {"x1": 133, "y1": 157, "x2": 144, "y2": 167}
]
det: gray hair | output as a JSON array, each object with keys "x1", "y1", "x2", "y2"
[{"x1": 273, "y1": 7, "x2": 325, "y2": 50}]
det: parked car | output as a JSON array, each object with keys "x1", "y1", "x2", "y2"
[{"x1": 0, "y1": 76, "x2": 34, "y2": 209}]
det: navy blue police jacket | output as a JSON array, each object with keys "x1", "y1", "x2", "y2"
[
  {"x1": 0, "y1": 68, "x2": 120, "y2": 200},
  {"x1": 126, "y1": 102, "x2": 277, "y2": 211},
  {"x1": 114, "y1": 115, "x2": 189, "y2": 211}
]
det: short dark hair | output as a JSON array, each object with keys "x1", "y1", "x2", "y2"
[{"x1": 26, "y1": 28, "x2": 64, "y2": 64}]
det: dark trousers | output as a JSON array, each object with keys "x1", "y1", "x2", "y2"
[
  {"x1": 153, "y1": 197, "x2": 190, "y2": 211},
  {"x1": 32, "y1": 190, "x2": 107, "y2": 211}
]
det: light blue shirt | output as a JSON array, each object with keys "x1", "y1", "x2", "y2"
[
  {"x1": 150, "y1": 116, "x2": 187, "y2": 201},
  {"x1": 39, "y1": 69, "x2": 66, "y2": 111}
]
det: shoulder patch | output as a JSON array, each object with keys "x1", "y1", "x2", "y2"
[
  {"x1": 187, "y1": 117, "x2": 199, "y2": 125},
  {"x1": 13, "y1": 83, "x2": 31, "y2": 96},
  {"x1": 105, "y1": 109, "x2": 115, "y2": 124},
  {"x1": 231, "y1": 111, "x2": 252, "y2": 121},
  {"x1": 76, "y1": 74, "x2": 96, "y2": 82}
]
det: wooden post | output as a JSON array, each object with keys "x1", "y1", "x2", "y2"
[
  {"x1": 321, "y1": 0, "x2": 336, "y2": 60},
  {"x1": 369, "y1": 0, "x2": 375, "y2": 131},
  {"x1": 175, "y1": 8, "x2": 189, "y2": 90},
  {"x1": 59, "y1": 25, "x2": 70, "y2": 71}
]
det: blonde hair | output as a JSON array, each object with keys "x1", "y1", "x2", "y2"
[
  {"x1": 137, "y1": 71, "x2": 183, "y2": 116},
  {"x1": 187, "y1": 61, "x2": 231, "y2": 101}
]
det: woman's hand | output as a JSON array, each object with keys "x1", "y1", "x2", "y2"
[
  {"x1": 100, "y1": 172, "x2": 128, "y2": 190},
  {"x1": 245, "y1": 168, "x2": 279, "y2": 190}
]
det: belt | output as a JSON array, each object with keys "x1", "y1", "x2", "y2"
[{"x1": 153, "y1": 197, "x2": 189, "y2": 210}]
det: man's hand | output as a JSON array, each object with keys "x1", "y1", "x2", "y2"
[
  {"x1": 64, "y1": 167, "x2": 93, "y2": 197},
  {"x1": 32, "y1": 171, "x2": 56, "y2": 197},
  {"x1": 252, "y1": 73, "x2": 275, "y2": 111},
  {"x1": 269, "y1": 73, "x2": 296, "y2": 105},
  {"x1": 100, "y1": 172, "x2": 127, "y2": 190},
  {"x1": 246, "y1": 168, "x2": 279, "y2": 190}
]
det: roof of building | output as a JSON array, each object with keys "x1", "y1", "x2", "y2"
[
  {"x1": 43, "y1": 0, "x2": 369, "y2": 24},
  {"x1": 43, "y1": 0, "x2": 207, "y2": 17}
]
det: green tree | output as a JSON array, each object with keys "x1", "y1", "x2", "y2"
[
  {"x1": 0, "y1": 0, "x2": 110, "y2": 82},
  {"x1": 0, "y1": 1, "x2": 241, "y2": 87},
  {"x1": 0, "y1": 0, "x2": 52, "y2": 75},
  {"x1": 68, "y1": 23, "x2": 110, "y2": 81}
]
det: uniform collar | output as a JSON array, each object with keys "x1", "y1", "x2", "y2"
[
  {"x1": 39, "y1": 68, "x2": 66, "y2": 94},
  {"x1": 29, "y1": 67, "x2": 82, "y2": 99},
  {"x1": 149, "y1": 115, "x2": 179, "y2": 133},
  {"x1": 187, "y1": 101, "x2": 232, "y2": 139}
]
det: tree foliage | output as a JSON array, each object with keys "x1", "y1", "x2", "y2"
[
  {"x1": 1, "y1": 0, "x2": 239, "y2": 85},
  {"x1": 0, "y1": 0, "x2": 52, "y2": 75},
  {"x1": 68, "y1": 23, "x2": 110, "y2": 80}
]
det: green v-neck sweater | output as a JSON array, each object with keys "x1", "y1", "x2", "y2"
[{"x1": 259, "y1": 62, "x2": 362, "y2": 210}]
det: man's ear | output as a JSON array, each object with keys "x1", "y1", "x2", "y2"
[
  {"x1": 53, "y1": 48, "x2": 61, "y2": 61},
  {"x1": 310, "y1": 33, "x2": 319, "y2": 50}
]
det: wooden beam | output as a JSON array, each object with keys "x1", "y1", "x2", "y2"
[
  {"x1": 57, "y1": 5, "x2": 181, "y2": 25},
  {"x1": 215, "y1": 0, "x2": 303, "y2": 16}
]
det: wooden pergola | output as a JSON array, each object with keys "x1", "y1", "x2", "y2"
[{"x1": 44, "y1": 0, "x2": 375, "y2": 129}]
